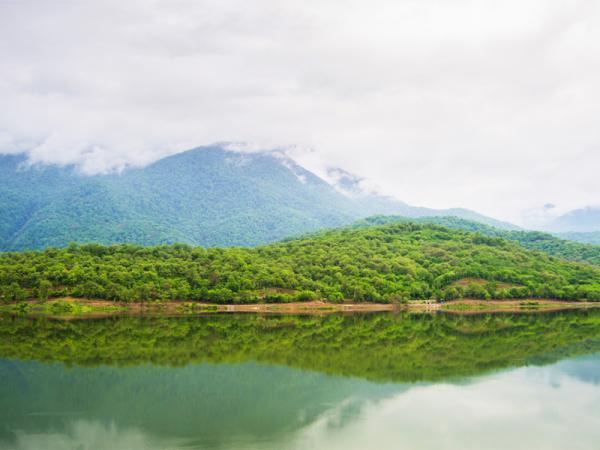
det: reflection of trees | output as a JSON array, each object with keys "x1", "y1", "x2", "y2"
[{"x1": 1, "y1": 310, "x2": 600, "y2": 382}]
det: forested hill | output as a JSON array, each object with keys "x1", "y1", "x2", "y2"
[
  {"x1": 0, "y1": 148, "x2": 357, "y2": 250},
  {"x1": 0, "y1": 146, "x2": 516, "y2": 251},
  {"x1": 356, "y1": 216, "x2": 600, "y2": 265},
  {"x1": 2, "y1": 222, "x2": 600, "y2": 304}
]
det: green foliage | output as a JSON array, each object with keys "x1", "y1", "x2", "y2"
[
  {"x1": 0, "y1": 149, "x2": 522, "y2": 252},
  {"x1": 0, "y1": 149, "x2": 359, "y2": 251},
  {"x1": 36, "y1": 279, "x2": 52, "y2": 301},
  {"x1": 0, "y1": 282, "x2": 27, "y2": 303},
  {"x1": 358, "y1": 216, "x2": 600, "y2": 265},
  {"x1": 50, "y1": 300, "x2": 76, "y2": 313},
  {"x1": 2, "y1": 222, "x2": 600, "y2": 303}
]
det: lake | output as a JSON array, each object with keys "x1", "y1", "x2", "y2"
[{"x1": 1, "y1": 310, "x2": 599, "y2": 449}]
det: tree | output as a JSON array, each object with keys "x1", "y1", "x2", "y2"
[{"x1": 37, "y1": 280, "x2": 52, "y2": 302}]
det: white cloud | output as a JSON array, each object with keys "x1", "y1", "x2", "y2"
[
  {"x1": 286, "y1": 365, "x2": 600, "y2": 450},
  {"x1": 1, "y1": 0, "x2": 599, "y2": 224}
]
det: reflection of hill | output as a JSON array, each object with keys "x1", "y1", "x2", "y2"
[
  {"x1": 551, "y1": 354, "x2": 600, "y2": 385},
  {"x1": 0, "y1": 360, "x2": 401, "y2": 446},
  {"x1": 2, "y1": 311, "x2": 600, "y2": 383}
]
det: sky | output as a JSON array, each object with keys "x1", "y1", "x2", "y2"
[{"x1": 1, "y1": 0, "x2": 599, "y2": 226}]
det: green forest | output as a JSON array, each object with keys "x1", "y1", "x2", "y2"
[
  {"x1": 357, "y1": 216, "x2": 600, "y2": 265},
  {"x1": 2, "y1": 221, "x2": 600, "y2": 304},
  {"x1": 0, "y1": 148, "x2": 518, "y2": 252}
]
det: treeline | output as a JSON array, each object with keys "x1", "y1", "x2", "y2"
[
  {"x1": 1, "y1": 222, "x2": 600, "y2": 304},
  {"x1": 357, "y1": 216, "x2": 600, "y2": 265}
]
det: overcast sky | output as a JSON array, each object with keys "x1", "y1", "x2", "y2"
[{"x1": 1, "y1": 0, "x2": 599, "y2": 226}]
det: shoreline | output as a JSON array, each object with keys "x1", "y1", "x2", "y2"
[{"x1": 1, "y1": 297, "x2": 599, "y2": 318}]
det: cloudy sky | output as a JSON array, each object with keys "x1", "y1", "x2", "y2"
[{"x1": 1, "y1": 0, "x2": 599, "y2": 226}]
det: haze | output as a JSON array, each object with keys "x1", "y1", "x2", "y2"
[{"x1": 1, "y1": 0, "x2": 599, "y2": 225}]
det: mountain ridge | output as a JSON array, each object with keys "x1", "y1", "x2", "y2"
[
  {"x1": 1, "y1": 145, "x2": 519, "y2": 250},
  {"x1": 544, "y1": 207, "x2": 600, "y2": 233}
]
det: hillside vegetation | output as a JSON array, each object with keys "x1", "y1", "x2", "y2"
[
  {"x1": 0, "y1": 149, "x2": 357, "y2": 250},
  {"x1": 0, "y1": 147, "x2": 516, "y2": 251},
  {"x1": 358, "y1": 216, "x2": 600, "y2": 265},
  {"x1": 2, "y1": 222, "x2": 600, "y2": 303}
]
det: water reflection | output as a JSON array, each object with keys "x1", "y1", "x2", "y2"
[
  {"x1": 1, "y1": 356, "x2": 599, "y2": 450},
  {"x1": 8, "y1": 421, "x2": 160, "y2": 450},
  {"x1": 1, "y1": 311, "x2": 599, "y2": 449},
  {"x1": 292, "y1": 360, "x2": 600, "y2": 450},
  {"x1": 0, "y1": 361, "x2": 402, "y2": 449}
]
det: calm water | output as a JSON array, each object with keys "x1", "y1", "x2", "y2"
[{"x1": 1, "y1": 310, "x2": 599, "y2": 450}]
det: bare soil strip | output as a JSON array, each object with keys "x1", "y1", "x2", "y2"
[{"x1": 4, "y1": 297, "x2": 600, "y2": 318}]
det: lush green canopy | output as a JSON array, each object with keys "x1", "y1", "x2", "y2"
[
  {"x1": 358, "y1": 216, "x2": 600, "y2": 265},
  {"x1": 2, "y1": 222, "x2": 600, "y2": 303},
  {"x1": 1, "y1": 148, "x2": 513, "y2": 252}
]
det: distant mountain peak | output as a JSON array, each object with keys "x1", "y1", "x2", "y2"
[
  {"x1": 269, "y1": 150, "x2": 311, "y2": 184},
  {"x1": 326, "y1": 167, "x2": 374, "y2": 198},
  {"x1": 545, "y1": 206, "x2": 600, "y2": 232},
  {"x1": 158, "y1": 144, "x2": 315, "y2": 183}
]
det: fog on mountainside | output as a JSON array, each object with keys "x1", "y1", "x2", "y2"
[
  {"x1": 544, "y1": 207, "x2": 600, "y2": 233},
  {"x1": 0, "y1": 146, "x2": 517, "y2": 251}
]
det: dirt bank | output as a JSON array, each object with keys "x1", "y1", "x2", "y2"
[{"x1": 2, "y1": 297, "x2": 599, "y2": 318}]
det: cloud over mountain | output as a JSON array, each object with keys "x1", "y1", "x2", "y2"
[{"x1": 1, "y1": 0, "x2": 599, "y2": 224}]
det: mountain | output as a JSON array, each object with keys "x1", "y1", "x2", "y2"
[
  {"x1": 2, "y1": 221, "x2": 599, "y2": 303},
  {"x1": 356, "y1": 216, "x2": 600, "y2": 265},
  {"x1": 0, "y1": 147, "x2": 359, "y2": 250},
  {"x1": 544, "y1": 207, "x2": 600, "y2": 232},
  {"x1": 556, "y1": 231, "x2": 600, "y2": 246},
  {"x1": 0, "y1": 145, "x2": 518, "y2": 251},
  {"x1": 327, "y1": 168, "x2": 520, "y2": 230}
]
